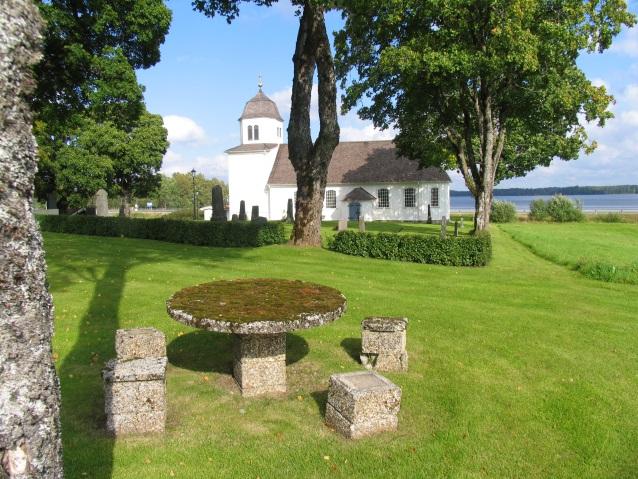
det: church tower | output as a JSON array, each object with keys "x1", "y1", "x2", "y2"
[
  {"x1": 238, "y1": 78, "x2": 284, "y2": 145},
  {"x1": 226, "y1": 80, "x2": 285, "y2": 220}
]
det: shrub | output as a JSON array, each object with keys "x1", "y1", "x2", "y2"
[
  {"x1": 576, "y1": 259, "x2": 638, "y2": 285},
  {"x1": 591, "y1": 212, "x2": 625, "y2": 223},
  {"x1": 529, "y1": 199, "x2": 549, "y2": 221},
  {"x1": 329, "y1": 230, "x2": 492, "y2": 266},
  {"x1": 165, "y1": 208, "x2": 204, "y2": 220},
  {"x1": 528, "y1": 195, "x2": 584, "y2": 222},
  {"x1": 37, "y1": 215, "x2": 286, "y2": 247},
  {"x1": 490, "y1": 201, "x2": 517, "y2": 223}
]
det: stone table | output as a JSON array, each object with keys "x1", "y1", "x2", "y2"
[{"x1": 167, "y1": 279, "x2": 346, "y2": 397}]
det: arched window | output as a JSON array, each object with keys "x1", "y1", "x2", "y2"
[
  {"x1": 377, "y1": 188, "x2": 389, "y2": 208},
  {"x1": 247, "y1": 125, "x2": 253, "y2": 141},
  {"x1": 404, "y1": 187, "x2": 416, "y2": 208},
  {"x1": 325, "y1": 190, "x2": 337, "y2": 209},
  {"x1": 431, "y1": 187, "x2": 439, "y2": 207},
  {"x1": 254, "y1": 125, "x2": 259, "y2": 140}
]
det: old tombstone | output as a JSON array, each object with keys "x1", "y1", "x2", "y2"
[
  {"x1": 286, "y1": 198, "x2": 294, "y2": 222},
  {"x1": 252, "y1": 216, "x2": 268, "y2": 225},
  {"x1": 239, "y1": 200, "x2": 247, "y2": 221},
  {"x1": 251, "y1": 205, "x2": 259, "y2": 221},
  {"x1": 427, "y1": 204, "x2": 432, "y2": 224},
  {"x1": 460, "y1": 217, "x2": 464, "y2": 229},
  {"x1": 454, "y1": 221, "x2": 459, "y2": 237},
  {"x1": 95, "y1": 189, "x2": 108, "y2": 216},
  {"x1": 325, "y1": 371, "x2": 401, "y2": 439},
  {"x1": 211, "y1": 185, "x2": 226, "y2": 221},
  {"x1": 440, "y1": 216, "x2": 447, "y2": 239},
  {"x1": 231, "y1": 214, "x2": 239, "y2": 221},
  {"x1": 338, "y1": 219, "x2": 348, "y2": 231},
  {"x1": 358, "y1": 218, "x2": 366, "y2": 232}
]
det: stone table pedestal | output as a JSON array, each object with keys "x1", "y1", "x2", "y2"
[{"x1": 234, "y1": 333, "x2": 286, "y2": 396}]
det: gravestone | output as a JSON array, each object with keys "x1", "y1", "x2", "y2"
[
  {"x1": 358, "y1": 218, "x2": 366, "y2": 232},
  {"x1": 251, "y1": 205, "x2": 259, "y2": 221},
  {"x1": 239, "y1": 200, "x2": 247, "y2": 221},
  {"x1": 454, "y1": 221, "x2": 459, "y2": 237},
  {"x1": 440, "y1": 216, "x2": 447, "y2": 239},
  {"x1": 95, "y1": 189, "x2": 108, "y2": 216},
  {"x1": 286, "y1": 198, "x2": 294, "y2": 222},
  {"x1": 338, "y1": 219, "x2": 348, "y2": 231},
  {"x1": 427, "y1": 204, "x2": 432, "y2": 224},
  {"x1": 460, "y1": 217, "x2": 464, "y2": 229},
  {"x1": 231, "y1": 214, "x2": 239, "y2": 221},
  {"x1": 211, "y1": 185, "x2": 226, "y2": 221},
  {"x1": 252, "y1": 216, "x2": 268, "y2": 225}
]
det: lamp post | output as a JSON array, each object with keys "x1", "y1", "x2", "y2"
[{"x1": 190, "y1": 168, "x2": 196, "y2": 220}]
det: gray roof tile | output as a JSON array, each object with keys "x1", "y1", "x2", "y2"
[{"x1": 239, "y1": 90, "x2": 283, "y2": 121}]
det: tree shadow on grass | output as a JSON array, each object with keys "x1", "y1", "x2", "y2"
[
  {"x1": 340, "y1": 337, "x2": 362, "y2": 363},
  {"x1": 49, "y1": 236, "x2": 250, "y2": 478}
]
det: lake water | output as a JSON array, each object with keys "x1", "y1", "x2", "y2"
[{"x1": 451, "y1": 194, "x2": 638, "y2": 212}]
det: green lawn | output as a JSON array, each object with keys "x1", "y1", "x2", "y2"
[
  {"x1": 44, "y1": 226, "x2": 638, "y2": 478},
  {"x1": 500, "y1": 222, "x2": 638, "y2": 284}
]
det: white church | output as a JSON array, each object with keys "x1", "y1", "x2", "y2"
[{"x1": 226, "y1": 85, "x2": 451, "y2": 222}]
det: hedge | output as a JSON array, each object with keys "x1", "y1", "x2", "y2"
[
  {"x1": 329, "y1": 230, "x2": 492, "y2": 266},
  {"x1": 37, "y1": 215, "x2": 287, "y2": 247}
]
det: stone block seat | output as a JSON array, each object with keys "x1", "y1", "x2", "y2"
[
  {"x1": 103, "y1": 327, "x2": 167, "y2": 435},
  {"x1": 360, "y1": 317, "x2": 408, "y2": 372},
  {"x1": 325, "y1": 371, "x2": 401, "y2": 439}
]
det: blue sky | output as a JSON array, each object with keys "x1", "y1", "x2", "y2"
[{"x1": 137, "y1": 0, "x2": 638, "y2": 190}]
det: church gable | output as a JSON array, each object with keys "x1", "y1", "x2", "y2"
[{"x1": 268, "y1": 141, "x2": 451, "y2": 185}]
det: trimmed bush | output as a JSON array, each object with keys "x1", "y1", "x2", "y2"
[
  {"x1": 329, "y1": 230, "x2": 491, "y2": 266},
  {"x1": 529, "y1": 195, "x2": 584, "y2": 222},
  {"x1": 37, "y1": 215, "x2": 286, "y2": 247},
  {"x1": 490, "y1": 201, "x2": 517, "y2": 223},
  {"x1": 165, "y1": 208, "x2": 204, "y2": 220}
]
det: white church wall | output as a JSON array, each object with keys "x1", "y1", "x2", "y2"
[
  {"x1": 227, "y1": 148, "x2": 279, "y2": 219},
  {"x1": 268, "y1": 182, "x2": 451, "y2": 222}
]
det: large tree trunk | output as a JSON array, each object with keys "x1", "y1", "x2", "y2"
[
  {"x1": 0, "y1": 1, "x2": 64, "y2": 478},
  {"x1": 288, "y1": 1, "x2": 340, "y2": 246},
  {"x1": 474, "y1": 189, "x2": 493, "y2": 231}
]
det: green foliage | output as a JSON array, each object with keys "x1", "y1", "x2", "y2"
[
  {"x1": 490, "y1": 201, "x2": 517, "y2": 223},
  {"x1": 37, "y1": 216, "x2": 286, "y2": 247},
  {"x1": 329, "y1": 230, "x2": 492, "y2": 266},
  {"x1": 529, "y1": 195, "x2": 584, "y2": 222},
  {"x1": 148, "y1": 173, "x2": 229, "y2": 209},
  {"x1": 575, "y1": 260, "x2": 638, "y2": 284},
  {"x1": 164, "y1": 209, "x2": 205, "y2": 221}
]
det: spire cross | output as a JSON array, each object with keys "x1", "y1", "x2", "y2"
[{"x1": 258, "y1": 74, "x2": 263, "y2": 91}]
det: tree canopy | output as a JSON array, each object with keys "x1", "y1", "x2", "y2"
[{"x1": 335, "y1": 0, "x2": 635, "y2": 229}]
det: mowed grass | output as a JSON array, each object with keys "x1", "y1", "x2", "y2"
[
  {"x1": 44, "y1": 227, "x2": 638, "y2": 479},
  {"x1": 500, "y1": 222, "x2": 638, "y2": 284}
]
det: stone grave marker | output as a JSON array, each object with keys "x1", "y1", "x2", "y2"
[
  {"x1": 239, "y1": 200, "x2": 247, "y2": 221},
  {"x1": 286, "y1": 198, "x2": 294, "y2": 222},
  {"x1": 427, "y1": 204, "x2": 432, "y2": 224},
  {"x1": 440, "y1": 216, "x2": 447, "y2": 239},
  {"x1": 211, "y1": 185, "x2": 226, "y2": 221},
  {"x1": 358, "y1": 218, "x2": 366, "y2": 232},
  {"x1": 460, "y1": 217, "x2": 464, "y2": 229},
  {"x1": 251, "y1": 205, "x2": 259, "y2": 221},
  {"x1": 95, "y1": 189, "x2": 108, "y2": 216},
  {"x1": 338, "y1": 219, "x2": 348, "y2": 231},
  {"x1": 454, "y1": 221, "x2": 459, "y2": 237}
]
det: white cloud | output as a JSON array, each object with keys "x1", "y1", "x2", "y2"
[
  {"x1": 340, "y1": 123, "x2": 396, "y2": 141},
  {"x1": 160, "y1": 149, "x2": 228, "y2": 181},
  {"x1": 269, "y1": 85, "x2": 319, "y2": 122},
  {"x1": 611, "y1": 26, "x2": 638, "y2": 58},
  {"x1": 162, "y1": 115, "x2": 206, "y2": 144}
]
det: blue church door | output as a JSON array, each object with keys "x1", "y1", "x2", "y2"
[{"x1": 348, "y1": 202, "x2": 361, "y2": 220}]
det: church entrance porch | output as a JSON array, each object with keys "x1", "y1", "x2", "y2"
[{"x1": 348, "y1": 202, "x2": 361, "y2": 220}]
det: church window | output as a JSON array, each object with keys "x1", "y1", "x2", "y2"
[
  {"x1": 247, "y1": 125, "x2": 253, "y2": 141},
  {"x1": 254, "y1": 125, "x2": 259, "y2": 140},
  {"x1": 431, "y1": 187, "x2": 439, "y2": 207},
  {"x1": 325, "y1": 190, "x2": 337, "y2": 208},
  {"x1": 377, "y1": 188, "x2": 389, "y2": 208},
  {"x1": 404, "y1": 187, "x2": 416, "y2": 208}
]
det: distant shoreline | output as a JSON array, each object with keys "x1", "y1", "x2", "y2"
[{"x1": 451, "y1": 185, "x2": 638, "y2": 197}]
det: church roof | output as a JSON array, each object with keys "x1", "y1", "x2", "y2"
[
  {"x1": 239, "y1": 90, "x2": 283, "y2": 121},
  {"x1": 268, "y1": 140, "x2": 451, "y2": 185},
  {"x1": 343, "y1": 187, "x2": 376, "y2": 202},
  {"x1": 226, "y1": 143, "x2": 279, "y2": 154}
]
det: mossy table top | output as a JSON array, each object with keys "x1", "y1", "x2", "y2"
[{"x1": 166, "y1": 278, "x2": 347, "y2": 334}]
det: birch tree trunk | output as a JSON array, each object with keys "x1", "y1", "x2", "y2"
[
  {"x1": 0, "y1": 1, "x2": 64, "y2": 477},
  {"x1": 288, "y1": 1, "x2": 339, "y2": 246}
]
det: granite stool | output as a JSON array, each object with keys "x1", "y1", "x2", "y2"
[
  {"x1": 360, "y1": 317, "x2": 408, "y2": 372},
  {"x1": 325, "y1": 371, "x2": 401, "y2": 439},
  {"x1": 103, "y1": 327, "x2": 167, "y2": 435}
]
